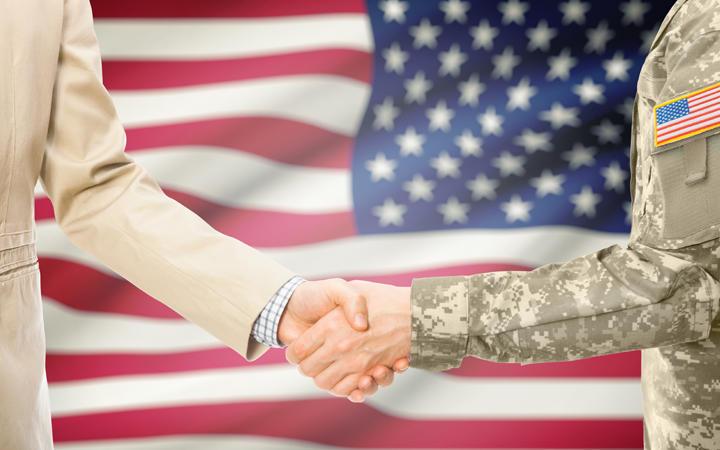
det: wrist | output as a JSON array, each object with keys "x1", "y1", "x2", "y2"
[{"x1": 270, "y1": 277, "x2": 305, "y2": 347}]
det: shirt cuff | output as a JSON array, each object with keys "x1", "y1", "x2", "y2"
[
  {"x1": 410, "y1": 276, "x2": 469, "y2": 371},
  {"x1": 251, "y1": 276, "x2": 306, "y2": 348}
]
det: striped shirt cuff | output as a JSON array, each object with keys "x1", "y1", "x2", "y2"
[{"x1": 251, "y1": 276, "x2": 306, "y2": 348}]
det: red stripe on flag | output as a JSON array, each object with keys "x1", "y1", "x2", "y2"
[
  {"x1": 90, "y1": 0, "x2": 366, "y2": 18},
  {"x1": 46, "y1": 347, "x2": 639, "y2": 383},
  {"x1": 353, "y1": 262, "x2": 532, "y2": 286},
  {"x1": 124, "y1": 117, "x2": 352, "y2": 169},
  {"x1": 51, "y1": 401, "x2": 643, "y2": 448},
  {"x1": 102, "y1": 50, "x2": 372, "y2": 90},
  {"x1": 689, "y1": 90, "x2": 720, "y2": 109},
  {"x1": 657, "y1": 116, "x2": 720, "y2": 146},
  {"x1": 46, "y1": 349, "x2": 284, "y2": 383},
  {"x1": 449, "y1": 351, "x2": 640, "y2": 378},
  {"x1": 40, "y1": 257, "x2": 179, "y2": 319},
  {"x1": 689, "y1": 85, "x2": 720, "y2": 102},
  {"x1": 35, "y1": 193, "x2": 356, "y2": 248}
]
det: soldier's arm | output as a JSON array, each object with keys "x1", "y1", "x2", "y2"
[
  {"x1": 411, "y1": 242, "x2": 719, "y2": 370},
  {"x1": 410, "y1": 18, "x2": 720, "y2": 371}
]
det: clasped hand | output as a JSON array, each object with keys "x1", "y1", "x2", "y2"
[{"x1": 278, "y1": 279, "x2": 411, "y2": 402}]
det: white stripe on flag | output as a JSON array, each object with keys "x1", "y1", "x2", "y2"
[
  {"x1": 110, "y1": 76, "x2": 370, "y2": 136},
  {"x1": 48, "y1": 366, "x2": 642, "y2": 419},
  {"x1": 94, "y1": 16, "x2": 373, "y2": 60},
  {"x1": 36, "y1": 223, "x2": 628, "y2": 279},
  {"x1": 36, "y1": 147, "x2": 352, "y2": 214},
  {"x1": 657, "y1": 107, "x2": 720, "y2": 137},
  {"x1": 44, "y1": 299, "x2": 220, "y2": 353},
  {"x1": 689, "y1": 89, "x2": 720, "y2": 107}
]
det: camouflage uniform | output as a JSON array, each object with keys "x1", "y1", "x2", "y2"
[{"x1": 410, "y1": 1, "x2": 720, "y2": 448}]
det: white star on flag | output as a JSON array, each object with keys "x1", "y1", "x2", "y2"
[
  {"x1": 438, "y1": 196, "x2": 470, "y2": 223},
  {"x1": 478, "y1": 106, "x2": 505, "y2": 136},
  {"x1": 373, "y1": 198, "x2": 407, "y2": 226},
  {"x1": 373, "y1": 97, "x2": 400, "y2": 130},
  {"x1": 547, "y1": 48, "x2": 577, "y2": 80},
  {"x1": 403, "y1": 175, "x2": 436, "y2": 201},
  {"x1": 507, "y1": 77, "x2": 537, "y2": 111},
  {"x1": 531, "y1": 170, "x2": 566, "y2": 197},
  {"x1": 559, "y1": 0, "x2": 590, "y2": 25},
  {"x1": 427, "y1": 101, "x2": 455, "y2": 131},
  {"x1": 410, "y1": 19, "x2": 442, "y2": 49},
  {"x1": 570, "y1": 186, "x2": 602, "y2": 217},
  {"x1": 470, "y1": 20, "x2": 499, "y2": 50},
  {"x1": 458, "y1": 74, "x2": 486, "y2": 106},
  {"x1": 540, "y1": 102, "x2": 581, "y2": 129},
  {"x1": 601, "y1": 162, "x2": 628, "y2": 192},
  {"x1": 498, "y1": 0, "x2": 529, "y2": 25},
  {"x1": 379, "y1": 0, "x2": 409, "y2": 23},
  {"x1": 440, "y1": 0, "x2": 471, "y2": 23},
  {"x1": 564, "y1": 143, "x2": 597, "y2": 169},
  {"x1": 492, "y1": 47, "x2": 521, "y2": 80},
  {"x1": 396, "y1": 127, "x2": 426, "y2": 156},
  {"x1": 514, "y1": 129, "x2": 552, "y2": 153},
  {"x1": 431, "y1": 151, "x2": 462, "y2": 178},
  {"x1": 527, "y1": 20, "x2": 557, "y2": 51},
  {"x1": 501, "y1": 195, "x2": 533, "y2": 222},
  {"x1": 493, "y1": 151, "x2": 526, "y2": 177},
  {"x1": 404, "y1": 71, "x2": 433, "y2": 104},
  {"x1": 366, "y1": 153, "x2": 397, "y2": 182},
  {"x1": 455, "y1": 130, "x2": 483, "y2": 157}
]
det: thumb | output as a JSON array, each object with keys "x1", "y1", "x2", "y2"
[{"x1": 329, "y1": 279, "x2": 368, "y2": 331}]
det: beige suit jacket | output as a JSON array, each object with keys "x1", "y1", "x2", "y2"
[{"x1": 0, "y1": 0, "x2": 293, "y2": 447}]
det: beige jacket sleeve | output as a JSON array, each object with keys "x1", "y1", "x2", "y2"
[{"x1": 39, "y1": 0, "x2": 294, "y2": 360}]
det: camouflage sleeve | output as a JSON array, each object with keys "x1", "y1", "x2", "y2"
[{"x1": 410, "y1": 242, "x2": 720, "y2": 371}]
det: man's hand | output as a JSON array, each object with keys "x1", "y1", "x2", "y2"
[
  {"x1": 285, "y1": 280, "x2": 412, "y2": 401},
  {"x1": 277, "y1": 278, "x2": 369, "y2": 346}
]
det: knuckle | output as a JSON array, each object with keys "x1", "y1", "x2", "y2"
[
  {"x1": 299, "y1": 361, "x2": 314, "y2": 377},
  {"x1": 331, "y1": 385, "x2": 351, "y2": 397},
  {"x1": 291, "y1": 344, "x2": 306, "y2": 360},
  {"x1": 314, "y1": 376, "x2": 333, "y2": 391},
  {"x1": 336, "y1": 339, "x2": 353, "y2": 354}
]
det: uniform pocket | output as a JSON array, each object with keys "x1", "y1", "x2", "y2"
[{"x1": 650, "y1": 132, "x2": 720, "y2": 245}]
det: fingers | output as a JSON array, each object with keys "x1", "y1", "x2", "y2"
[
  {"x1": 296, "y1": 344, "x2": 337, "y2": 378},
  {"x1": 348, "y1": 389, "x2": 365, "y2": 403},
  {"x1": 370, "y1": 365, "x2": 395, "y2": 387},
  {"x1": 285, "y1": 325, "x2": 324, "y2": 366},
  {"x1": 393, "y1": 357, "x2": 410, "y2": 373},
  {"x1": 329, "y1": 373, "x2": 364, "y2": 397},
  {"x1": 329, "y1": 279, "x2": 368, "y2": 331},
  {"x1": 358, "y1": 377, "x2": 379, "y2": 397},
  {"x1": 312, "y1": 358, "x2": 358, "y2": 391},
  {"x1": 347, "y1": 376, "x2": 377, "y2": 403}
]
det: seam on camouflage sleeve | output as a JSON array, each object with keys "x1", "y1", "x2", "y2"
[{"x1": 409, "y1": 276, "x2": 469, "y2": 371}]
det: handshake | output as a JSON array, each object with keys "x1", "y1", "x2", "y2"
[{"x1": 277, "y1": 279, "x2": 412, "y2": 402}]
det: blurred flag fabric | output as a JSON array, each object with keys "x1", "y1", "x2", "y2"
[{"x1": 36, "y1": 0, "x2": 675, "y2": 449}]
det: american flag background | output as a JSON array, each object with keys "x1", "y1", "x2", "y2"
[{"x1": 35, "y1": 0, "x2": 676, "y2": 448}]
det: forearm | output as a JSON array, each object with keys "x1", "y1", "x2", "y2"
[
  {"x1": 411, "y1": 242, "x2": 720, "y2": 370},
  {"x1": 41, "y1": 0, "x2": 295, "y2": 360}
]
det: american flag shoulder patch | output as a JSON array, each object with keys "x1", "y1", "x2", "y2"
[{"x1": 654, "y1": 80, "x2": 720, "y2": 147}]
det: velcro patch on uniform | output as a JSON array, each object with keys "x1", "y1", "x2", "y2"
[{"x1": 654, "y1": 81, "x2": 720, "y2": 147}]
